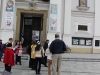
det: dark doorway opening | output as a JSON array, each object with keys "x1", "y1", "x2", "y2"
[{"x1": 19, "y1": 13, "x2": 43, "y2": 47}]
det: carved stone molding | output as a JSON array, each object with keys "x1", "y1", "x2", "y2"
[
  {"x1": 71, "y1": 11, "x2": 95, "y2": 18},
  {"x1": 77, "y1": 6, "x2": 90, "y2": 11}
]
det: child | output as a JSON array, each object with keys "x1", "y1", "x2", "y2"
[
  {"x1": 15, "y1": 41, "x2": 23, "y2": 65},
  {"x1": 3, "y1": 43, "x2": 14, "y2": 72}
]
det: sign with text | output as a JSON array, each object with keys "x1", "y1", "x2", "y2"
[
  {"x1": 49, "y1": 4, "x2": 57, "y2": 31},
  {"x1": 5, "y1": 0, "x2": 14, "y2": 28}
]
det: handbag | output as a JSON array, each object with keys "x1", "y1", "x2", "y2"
[
  {"x1": 18, "y1": 50, "x2": 22, "y2": 56},
  {"x1": 46, "y1": 48, "x2": 50, "y2": 54},
  {"x1": 41, "y1": 47, "x2": 45, "y2": 64},
  {"x1": 2, "y1": 70, "x2": 11, "y2": 75}
]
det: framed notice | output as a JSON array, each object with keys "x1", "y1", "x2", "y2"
[
  {"x1": 79, "y1": 39, "x2": 85, "y2": 45},
  {"x1": 32, "y1": 30, "x2": 39, "y2": 40}
]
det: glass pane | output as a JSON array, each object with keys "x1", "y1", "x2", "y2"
[
  {"x1": 29, "y1": 22, "x2": 32, "y2": 25},
  {"x1": 29, "y1": 19, "x2": 32, "y2": 22},
  {"x1": 25, "y1": 19, "x2": 29, "y2": 22},
  {"x1": 25, "y1": 22, "x2": 28, "y2": 25},
  {"x1": 79, "y1": 39, "x2": 85, "y2": 45},
  {"x1": 73, "y1": 39, "x2": 79, "y2": 45},
  {"x1": 95, "y1": 40, "x2": 99, "y2": 46},
  {"x1": 86, "y1": 40, "x2": 92, "y2": 46},
  {"x1": 78, "y1": 25, "x2": 87, "y2": 31}
]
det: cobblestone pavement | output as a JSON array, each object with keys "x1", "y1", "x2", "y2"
[{"x1": 0, "y1": 53, "x2": 100, "y2": 75}]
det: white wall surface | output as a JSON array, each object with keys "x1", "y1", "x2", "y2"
[
  {"x1": 47, "y1": 0, "x2": 65, "y2": 42},
  {"x1": 94, "y1": 0, "x2": 100, "y2": 36},
  {"x1": 71, "y1": 16, "x2": 94, "y2": 38},
  {"x1": 71, "y1": 0, "x2": 95, "y2": 12}
]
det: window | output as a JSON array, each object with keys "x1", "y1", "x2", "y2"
[
  {"x1": 95, "y1": 40, "x2": 100, "y2": 46},
  {"x1": 73, "y1": 39, "x2": 79, "y2": 45},
  {"x1": 72, "y1": 37, "x2": 92, "y2": 46},
  {"x1": 79, "y1": 39, "x2": 85, "y2": 45},
  {"x1": 74, "y1": 22, "x2": 91, "y2": 34},
  {"x1": 78, "y1": 25, "x2": 87, "y2": 31},
  {"x1": 24, "y1": 19, "x2": 32, "y2": 25}
]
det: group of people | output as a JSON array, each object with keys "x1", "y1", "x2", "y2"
[
  {"x1": 0, "y1": 38, "x2": 23, "y2": 74},
  {"x1": 27, "y1": 33, "x2": 67, "y2": 75},
  {"x1": 0, "y1": 33, "x2": 67, "y2": 75}
]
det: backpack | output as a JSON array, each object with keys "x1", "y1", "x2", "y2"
[
  {"x1": 1, "y1": 42, "x2": 9, "y2": 52},
  {"x1": 1, "y1": 44, "x2": 6, "y2": 52}
]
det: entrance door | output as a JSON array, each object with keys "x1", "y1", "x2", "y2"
[
  {"x1": 20, "y1": 14, "x2": 43, "y2": 47},
  {"x1": 23, "y1": 17, "x2": 32, "y2": 47},
  {"x1": 24, "y1": 25, "x2": 32, "y2": 47}
]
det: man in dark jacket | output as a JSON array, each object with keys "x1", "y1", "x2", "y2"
[{"x1": 50, "y1": 34, "x2": 66, "y2": 75}]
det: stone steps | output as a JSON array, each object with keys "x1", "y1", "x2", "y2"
[{"x1": 2, "y1": 54, "x2": 100, "y2": 62}]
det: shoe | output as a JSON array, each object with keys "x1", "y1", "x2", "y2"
[
  {"x1": 36, "y1": 73, "x2": 38, "y2": 75},
  {"x1": 38, "y1": 72, "x2": 41, "y2": 74}
]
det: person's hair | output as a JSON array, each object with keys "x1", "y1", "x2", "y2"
[
  {"x1": 19, "y1": 41, "x2": 22, "y2": 45},
  {"x1": 46, "y1": 40, "x2": 49, "y2": 43},
  {"x1": 32, "y1": 40, "x2": 37, "y2": 45},
  {"x1": 55, "y1": 34, "x2": 59, "y2": 38},
  {"x1": 15, "y1": 40, "x2": 19, "y2": 45},
  {"x1": 7, "y1": 1, "x2": 13, "y2": 5},
  {"x1": 35, "y1": 40, "x2": 41, "y2": 51},
  {"x1": 7, "y1": 43, "x2": 12, "y2": 47},
  {"x1": 9, "y1": 38, "x2": 13, "y2": 41}
]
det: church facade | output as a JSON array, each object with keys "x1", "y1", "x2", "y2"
[{"x1": 0, "y1": 0, "x2": 100, "y2": 54}]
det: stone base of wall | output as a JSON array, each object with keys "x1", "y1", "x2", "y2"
[{"x1": 71, "y1": 48, "x2": 92, "y2": 54}]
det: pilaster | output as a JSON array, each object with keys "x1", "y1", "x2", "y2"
[
  {"x1": 63, "y1": 0, "x2": 71, "y2": 47},
  {"x1": 47, "y1": 0, "x2": 65, "y2": 42},
  {"x1": 93, "y1": 0, "x2": 100, "y2": 53},
  {"x1": 0, "y1": 0, "x2": 15, "y2": 43}
]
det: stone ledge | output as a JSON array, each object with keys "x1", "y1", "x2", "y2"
[
  {"x1": 71, "y1": 11, "x2": 95, "y2": 18},
  {"x1": 77, "y1": 6, "x2": 90, "y2": 11}
]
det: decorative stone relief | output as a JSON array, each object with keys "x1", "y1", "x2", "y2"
[{"x1": 77, "y1": 0, "x2": 90, "y2": 11}]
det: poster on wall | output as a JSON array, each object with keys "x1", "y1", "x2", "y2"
[
  {"x1": 5, "y1": 0, "x2": 14, "y2": 28},
  {"x1": 32, "y1": 30, "x2": 39, "y2": 40},
  {"x1": 50, "y1": 4, "x2": 57, "y2": 14},
  {"x1": 49, "y1": 4, "x2": 57, "y2": 31},
  {"x1": 79, "y1": 39, "x2": 85, "y2": 45}
]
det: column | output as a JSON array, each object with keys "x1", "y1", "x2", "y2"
[
  {"x1": 63, "y1": 0, "x2": 71, "y2": 47},
  {"x1": 0, "y1": 0, "x2": 1, "y2": 20},
  {"x1": 47, "y1": 0, "x2": 65, "y2": 42},
  {"x1": 0, "y1": 0, "x2": 15, "y2": 43},
  {"x1": 93, "y1": 0, "x2": 100, "y2": 53},
  {"x1": 0, "y1": 0, "x2": 1, "y2": 28}
]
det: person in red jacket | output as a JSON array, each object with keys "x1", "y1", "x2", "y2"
[{"x1": 3, "y1": 43, "x2": 14, "y2": 72}]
